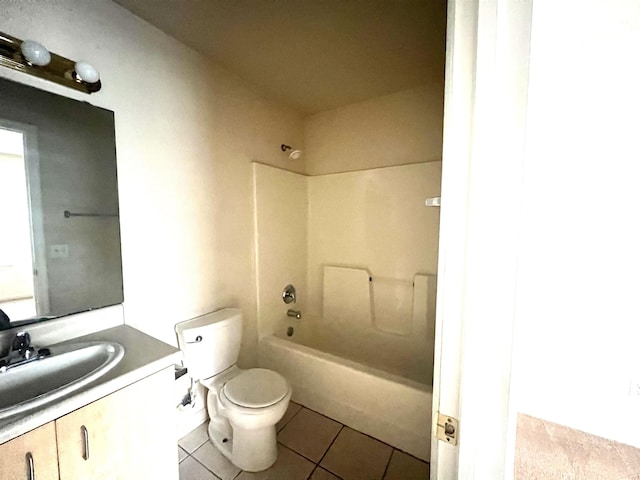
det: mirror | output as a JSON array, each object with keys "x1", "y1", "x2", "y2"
[{"x1": 0, "y1": 77, "x2": 123, "y2": 330}]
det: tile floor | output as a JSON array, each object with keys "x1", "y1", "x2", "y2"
[{"x1": 178, "y1": 401, "x2": 429, "y2": 480}]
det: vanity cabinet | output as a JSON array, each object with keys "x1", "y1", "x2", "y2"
[
  {"x1": 0, "y1": 367, "x2": 176, "y2": 480},
  {"x1": 0, "y1": 422, "x2": 58, "y2": 480}
]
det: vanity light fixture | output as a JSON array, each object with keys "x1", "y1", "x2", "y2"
[
  {"x1": 0, "y1": 31, "x2": 101, "y2": 94},
  {"x1": 20, "y1": 40, "x2": 51, "y2": 66}
]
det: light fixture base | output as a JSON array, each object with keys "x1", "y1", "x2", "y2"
[{"x1": 0, "y1": 32, "x2": 101, "y2": 94}]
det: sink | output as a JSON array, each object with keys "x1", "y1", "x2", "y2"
[{"x1": 0, "y1": 341, "x2": 124, "y2": 420}]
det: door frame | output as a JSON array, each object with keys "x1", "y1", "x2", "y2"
[
  {"x1": 0, "y1": 118, "x2": 50, "y2": 316},
  {"x1": 431, "y1": 1, "x2": 534, "y2": 478}
]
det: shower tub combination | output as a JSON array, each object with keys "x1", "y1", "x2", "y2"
[
  {"x1": 253, "y1": 162, "x2": 441, "y2": 462},
  {"x1": 259, "y1": 269, "x2": 436, "y2": 461}
]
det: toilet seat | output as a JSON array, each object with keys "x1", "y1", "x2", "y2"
[{"x1": 221, "y1": 368, "x2": 288, "y2": 409}]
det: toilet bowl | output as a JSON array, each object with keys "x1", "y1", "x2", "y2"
[
  {"x1": 176, "y1": 309, "x2": 291, "y2": 472},
  {"x1": 204, "y1": 367, "x2": 291, "y2": 471}
]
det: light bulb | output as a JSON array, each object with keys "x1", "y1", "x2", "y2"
[
  {"x1": 20, "y1": 40, "x2": 51, "y2": 66},
  {"x1": 74, "y1": 61, "x2": 100, "y2": 83}
]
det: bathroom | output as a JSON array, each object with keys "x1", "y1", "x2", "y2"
[
  {"x1": 0, "y1": 1, "x2": 444, "y2": 479},
  {"x1": 4, "y1": 0, "x2": 640, "y2": 479}
]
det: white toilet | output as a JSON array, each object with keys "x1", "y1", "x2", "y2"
[{"x1": 175, "y1": 308, "x2": 291, "y2": 472}]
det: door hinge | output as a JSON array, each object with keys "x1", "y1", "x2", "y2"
[{"x1": 436, "y1": 412, "x2": 459, "y2": 446}]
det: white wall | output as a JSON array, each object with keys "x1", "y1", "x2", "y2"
[
  {"x1": 253, "y1": 163, "x2": 307, "y2": 340},
  {"x1": 0, "y1": 0, "x2": 304, "y2": 366},
  {"x1": 304, "y1": 85, "x2": 444, "y2": 175},
  {"x1": 513, "y1": 0, "x2": 640, "y2": 447}
]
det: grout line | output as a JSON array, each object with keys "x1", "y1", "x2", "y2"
[
  {"x1": 338, "y1": 423, "x2": 429, "y2": 465},
  {"x1": 187, "y1": 449, "x2": 223, "y2": 480},
  {"x1": 306, "y1": 466, "x2": 318, "y2": 480},
  {"x1": 316, "y1": 425, "x2": 345, "y2": 473},
  {"x1": 178, "y1": 433, "x2": 209, "y2": 454},
  {"x1": 307, "y1": 465, "x2": 346, "y2": 480},
  {"x1": 380, "y1": 447, "x2": 394, "y2": 480},
  {"x1": 392, "y1": 446, "x2": 430, "y2": 465},
  {"x1": 277, "y1": 440, "x2": 321, "y2": 465},
  {"x1": 278, "y1": 441, "x2": 327, "y2": 467},
  {"x1": 306, "y1": 465, "x2": 346, "y2": 480},
  {"x1": 278, "y1": 403, "x2": 304, "y2": 432},
  {"x1": 295, "y1": 404, "x2": 344, "y2": 426}
]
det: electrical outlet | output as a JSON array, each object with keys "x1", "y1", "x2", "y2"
[
  {"x1": 629, "y1": 379, "x2": 640, "y2": 399},
  {"x1": 49, "y1": 244, "x2": 69, "y2": 258}
]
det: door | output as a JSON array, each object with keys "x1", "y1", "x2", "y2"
[
  {"x1": 0, "y1": 422, "x2": 59, "y2": 480},
  {"x1": 431, "y1": 0, "x2": 533, "y2": 478},
  {"x1": 434, "y1": 0, "x2": 640, "y2": 478}
]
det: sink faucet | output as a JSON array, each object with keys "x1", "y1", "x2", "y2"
[
  {"x1": 0, "y1": 332, "x2": 49, "y2": 372},
  {"x1": 12, "y1": 332, "x2": 35, "y2": 360}
]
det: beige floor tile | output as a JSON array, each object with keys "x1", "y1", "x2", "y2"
[
  {"x1": 179, "y1": 456, "x2": 222, "y2": 480},
  {"x1": 179, "y1": 422, "x2": 210, "y2": 453},
  {"x1": 278, "y1": 408, "x2": 342, "y2": 461},
  {"x1": 321, "y1": 427, "x2": 392, "y2": 480},
  {"x1": 310, "y1": 467, "x2": 342, "y2": 479},
  {"x1": 193, "y1": 441, "x2": 241, "y2": 480},
  {"x1": 277, "y1": 401, "x2": 303, "y2": 432},
  {"x1": 178, "y1": 445, "x2": 188, "y2": 463},
  {"x1": 384, "y1": 450, "x2": 429, "y2": 480},
  {"x1": 235, "y1": 445, "x2": 315, "y2": 480}
]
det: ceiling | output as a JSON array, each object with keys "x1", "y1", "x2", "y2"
[{"x1": 113, "y1": 0, "x2": 447, "y2": 115}]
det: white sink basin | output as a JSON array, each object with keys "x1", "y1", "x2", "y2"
[{"x1": 0, "y1": 341, "x2": 124, "y2": 420}]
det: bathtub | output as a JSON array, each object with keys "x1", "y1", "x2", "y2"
[{"x1": 259, "y1": 320, "x2": 432, "y2": 461}]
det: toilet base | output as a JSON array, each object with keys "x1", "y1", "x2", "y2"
[{"x1": 208, "y1": 420, "x2": 278, "y2": 472}]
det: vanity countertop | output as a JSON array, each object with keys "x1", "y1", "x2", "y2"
[{"x1": 0, "y1": 325, "x2": 181, "y2": 444}]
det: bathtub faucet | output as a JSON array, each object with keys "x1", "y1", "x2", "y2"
[{"x1": 287, "y1": 309, "x2": 302, "y2": 320}]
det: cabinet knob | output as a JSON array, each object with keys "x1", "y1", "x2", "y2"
[
  {"x1": 81, "y1": 425, "x2": 90, "y2": 461},
  {"x1": 25, "y1": 452, "x2": 35, "y2": 480}
]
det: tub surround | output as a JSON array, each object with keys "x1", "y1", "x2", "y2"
[
  {"x1": 0, "y1": 323, "x2": 181, "y2": 444},
  {"x1": 253, "y1": 161, "x2": 437, "y2": 461}
]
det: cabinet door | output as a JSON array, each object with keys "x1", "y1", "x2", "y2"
[
  {"x1": 56, "y1": 367, "x2": 177, "y2": 480},
  {"x1": 0, "y1": 422, "x2": 59, "y2": 480}
]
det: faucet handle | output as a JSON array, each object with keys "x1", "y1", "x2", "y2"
[{"x1": 11, "y1": 332, "x2": 31, "y2": 351}]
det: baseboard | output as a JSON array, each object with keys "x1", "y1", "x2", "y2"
[{"x1": 176, "y1": 406, "x2": 208, "y2": 440}]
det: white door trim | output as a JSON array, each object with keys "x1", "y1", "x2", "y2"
[{"x1": 432, "y1": 1, "x2": 533, "y2": 478}]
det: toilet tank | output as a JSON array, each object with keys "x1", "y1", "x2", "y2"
[{"x1": 175, "y1": 308, "x2": 242, "y2": 381}]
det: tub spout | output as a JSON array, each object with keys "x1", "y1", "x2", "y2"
[{"x1": 287, "y1": 309, "x2": 302, "y2": 320}]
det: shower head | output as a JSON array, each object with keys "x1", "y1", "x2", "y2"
[{"x1": 281, "y1": 144, "x2": 302, "y2": 160}]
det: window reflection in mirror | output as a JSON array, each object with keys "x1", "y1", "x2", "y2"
[
  {"x1": 0, "y1": 128, "x2": 37, "y2": 323},
  {"x1": 0, "y1": 77, "x2": 124, "y2": 330}
]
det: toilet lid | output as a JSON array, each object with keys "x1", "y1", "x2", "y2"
[{"x1": 222, "y1": 368, "x2": 288, "y2": 408}]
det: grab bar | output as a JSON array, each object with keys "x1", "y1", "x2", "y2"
[
  {"x1": 369, "y1": 276, "x2": 414, "y2": 286},
  {"x1": 64, "y1": 210, "x2": 119, "y2": 218}
]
